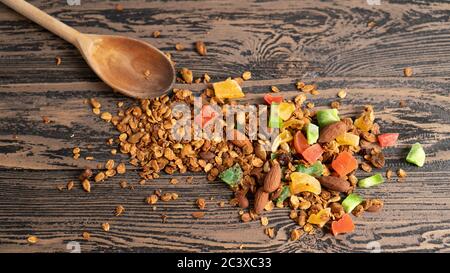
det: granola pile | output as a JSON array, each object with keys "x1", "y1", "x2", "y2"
[
  {"x1": 81, "y1": 75, "x2": 417, "y2": 239},
  {"x1": 76, "y1": 46, "x2": 426, "y2": 240}
]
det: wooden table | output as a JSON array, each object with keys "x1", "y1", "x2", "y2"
[{"x1": 0, "y1": 0, "x2": 449, "y2": 253}]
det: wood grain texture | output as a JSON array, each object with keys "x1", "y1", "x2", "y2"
[{"x1": 0, "y1": 0, "x2": 449, "y2": 252}]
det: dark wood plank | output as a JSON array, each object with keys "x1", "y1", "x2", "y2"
[
  {"x1": 0, "y1": 0, "x2": 449, "y2": 253},
  {"x1": 0, "y1": 169, "x2": 449, "y2": 253},
  {"x1": 2, "y1": 0, "x2": 450, "y2": 84}
]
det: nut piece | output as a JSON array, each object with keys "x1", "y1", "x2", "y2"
[
  {"x1": 180, "y1": 68, "x2": 193, "y2": 83},
  {"x1": 82, "y1": 179, "x2": 91, "y2": 192},
  {"x1": 79, "y1": 168, "x2": 93, "y2": 181},
  {"x1": 116, "y1": 163, "x2": 126, "y2": 174},
  {"x1": 195, "y1": 41, "x2": 207, "y2": 56},
  {"x1": 27, "y1": 236, "x2": 38, "y2": 244},
  {"x1": 254, "y1": 188, "x2": 269, "y2": 214},
  {"x1": 102, "y1": 222, "x2": 110, "y2": 232},
  {"x1": 290, "y1": 229, "x2": 303, "y2": 241},
  {"x1": 67, "y1": 181, "x2": 74, "y2": 190},
  {"x1": 196, "y1": 198, "x2": 206, "y2": 210},
  {"x1": 94, "y1": 172, "x2": 106, "y2": 182},
  {"x1": 263, "y1": 162, "x2": 281, "y2": 193},
  {"x1": 82, "y1": 232, "x2": 90, "y2": 240},
  {"x1": 397, "y1": 168, "x2": 407, "y2": 178},
  {"x1": 337, "y1": 89, "x2": 347, "y2": 98},
  {"x1": 192, "y1": 211, "x2": 205, "y2": 219},
  {"x1": 318, "y1": 176, "x2": 351, "y2": 192},
  {"x1": 404, "y1": 67, "x2": 413, "y2": 77},
  {"x1": 366, "y1": 199, "x2": 384, "y2": 212},
  {"x1": 260, "y1": 216, "x2": 269, "y2": 226},
  {"x1": 242, "y1": 71, "x2": 251, "y2": 80},
  {"x1": 115, "y1": 205, "x2": 125, "y2": 216},
  {"x1": 318, "y1": 121, "x2": 347, "y2": 143}
]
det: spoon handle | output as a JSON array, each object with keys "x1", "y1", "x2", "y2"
[{"x1": 1, "y1": 0, "x2": 81, "y2": 45}]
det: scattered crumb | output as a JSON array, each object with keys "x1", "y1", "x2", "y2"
[
  {"x1": 42, "y1": 116, "x2": 51, "y2": 124},
  {"x1": 260, "y1": 216, "x2": 269, "y2": 226},
  {"x1": 192, "y1": 211, "x2": 205, "y2": 219},
  {"x1": 82, "y1": 232, "x2": 90, "y2": 240},
  {"x1": 386, "y1": 169, "x2": 393, "y2": 180},
  {"x1": 242, "y1": 71, "x2": 251, "y2": 81},
  {"x1": 337, "y1": 89, "x2": 347, "y2": 98},
  {"x1": 152, "y1": 30, "x2": 161, "y2": 38},
  {"x1": 175, "y1": 43, "x2": 185, "y2": 51},
  {"x1": 404, "y1": 67, "x2": 413, "y2": 77},
  {"x1": 115, "y1": 3, "x2": 124, "y2": 11},
  {"x1": 101, "y1": 223, "x2": 110, "y2": 232},
  {"x1": 271, "y1": 86, "x2": 280, "y2": 93},
  {"x1": 397, "y1": 168, "x2": 407, "y2": 178},
  {"x1": 115, "y1": 205, "x2": 125, "y2": 216},
  {"x1": 27, "y1": 236, "x2": 38, "y2": 244}
]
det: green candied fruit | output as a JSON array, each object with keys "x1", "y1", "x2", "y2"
[
  {"x1": 219, "y1": 163, "x2": 243, "y2": 187},
  {"x1": 275, "y1": 186, "x2": 291, "y2": 206},
  {"x1": 306, "y1": 123, "x2": 319, "y2": 144},
  {"x1": 296, "y1": 161, "x2": 323, "y2": 177},
  {"x1": 342, "y1": 193, "x2": 363, "y2": 213},
  {"x1": 316, "y1": 109, "x2": 340, "y2": 128},
  {"x1": 269, "y1": 103, "x2": 283, "y2": 128},
  {"x1": 406, "y1": 142, "x2": 426, "y2": 167},
  {"x1": 358, "y1": 173, "x2": 384, "y2": 188}
]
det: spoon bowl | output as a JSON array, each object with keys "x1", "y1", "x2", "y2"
[
  {"x1": 1, "y1": 0, "x2": 175, "y2": 99},
  {"x1": 77, "y1": 34, "x2": 175, "y2": 98}
]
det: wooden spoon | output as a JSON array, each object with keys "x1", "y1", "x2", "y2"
[{"x1": 1, "y1": 0, "x2": 175, "y2": 99}]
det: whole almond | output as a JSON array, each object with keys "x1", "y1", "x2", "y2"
[
  {"x1": 254, "y1": 188, "x2": 269, "y2": 214},
  {"x1": 263, "y1": 162, "x2": 281, "y2": 193},
  {"x1": 236, "y1": 191, "x2": 249, "y2": 209},
  {"x1": 318, "y1": 176, "x2": 351, "y2": 192},
  {"x1": 318, "y1": 121, "x2": 347, "y2": 143}
]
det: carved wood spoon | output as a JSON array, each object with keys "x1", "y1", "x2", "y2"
[{"x1": 1, "y1": 0, "x2": 175, "y2": 99}]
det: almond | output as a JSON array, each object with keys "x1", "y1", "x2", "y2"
[
  {"x1": 236, "y1": 191, "x2": 249, "y2": 209},
  {"x1": 318, "y1": 121, "x2": 347, "y2": 143},
  {"x1": 254, "y1": 188, "x2": 269, "y2": 214},
  {"x1": 263, "y1": 162, "x2": 281, "y2": 193},
  {"x1": 318, "y1": 176, "x2": 351, "y2": 192}
]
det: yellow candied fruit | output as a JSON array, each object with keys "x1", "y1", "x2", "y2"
[
  {"x1": 354, "y1": 106, "x2": 374, "y2": 132},
  {"x1": 336, "y1": 133, "x2": 360, "y2": 147},
  {"x1": 307, "y1": 208, "x2": 331, "y2": 227},
  {"x1": 278, "y1": 102, "x2": 295, "y2": 121},
  {"x1": 271, "y1": 130, "x2": 293, "y2": 152},
  {"x1": 289, "y1": 172, "x2": 321, "y2": 195},
  {"x1": 213, "y1": 79, "x2": 245, "y2": 99}
]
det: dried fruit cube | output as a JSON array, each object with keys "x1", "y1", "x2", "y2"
[
  {"x1": 307, "y1": 208, "x2": 331, "y2": 227},
  {"x1": 406, "y1": 142, "x2": 426, "y2": 167},
  {"x1": 278, "y1": 102, "x2": 295, "y2": 121},
  {"x1": 213, "y1": 79, "x2": 244, "y2": 99},
  {"x1": 301, "y1": 144, "x2": 323, "y2": 164},
  {"x1": 331, "y1": 151, "x2": 358, "y2": 177},
  {"x1": 336, "y1": 133, "x2": 360, "y2": 147},
  {"x1": 377, "y1": 133, "x2": 399, "y2": 148},
  {"x1": 289, "y1": 172, "x2": 321, "y2": 195}
]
